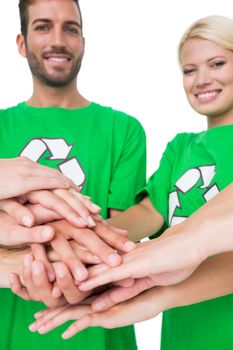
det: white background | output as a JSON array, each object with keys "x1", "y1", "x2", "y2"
[{"x1": 0, "y1": 1, "x2": 232, "y2": 349}]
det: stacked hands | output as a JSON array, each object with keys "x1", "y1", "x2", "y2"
[{"x1": 1, "y1": 157, "x2": 204, "y2": 340}]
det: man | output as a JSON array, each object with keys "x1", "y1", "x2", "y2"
[{"x1": 0, "y1": 0, "x2": 146, "y2": 349}]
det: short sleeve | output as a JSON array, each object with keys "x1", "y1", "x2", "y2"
[
  {"x1": 137, "y1": 134, "x2": 184, "y2": 226},
  {"x1": 107, "y1": 118, "x2": 146, "y2": 210}
]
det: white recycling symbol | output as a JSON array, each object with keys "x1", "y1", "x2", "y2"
[
  {"x1": 169, "y1": 165, "x2": 219, "y2": 226},
  {"x1": 20, "y1": 138, "x2": 86, "y2": 188}
]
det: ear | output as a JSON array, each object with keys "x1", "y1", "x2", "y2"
[
  {"x1": 82, "y1": 36, "x2": 85, "y2": 54},
  {"x1": 16, "y1": 34, "x2": 27, "y2": 58}
]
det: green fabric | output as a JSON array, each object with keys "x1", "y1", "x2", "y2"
[
  {"x1": 144, "y1": 125, "x2": 233, "y2": 350},
  {"x1": 0, "y1": 102, "x2": 146, "y2": 350}
]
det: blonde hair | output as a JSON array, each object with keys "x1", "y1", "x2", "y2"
[{"x1": 178, "y1": 15, "x2": 233, "y2": 64}]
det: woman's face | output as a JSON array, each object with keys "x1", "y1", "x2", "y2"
[{"x1": 181, "y1": 38, "x2": 233, "y2": 127}]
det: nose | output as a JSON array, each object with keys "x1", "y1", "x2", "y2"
[
  {"x1": 195, "y1": 67, "x2": 213, "y2": 88},
  {"x1": 50, "y1": 27, "x2": 66, "y2": 48}
]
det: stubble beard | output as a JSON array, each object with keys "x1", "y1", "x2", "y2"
[{"x1": 26, "y1": 47, "x2": 83, "y2": 88}]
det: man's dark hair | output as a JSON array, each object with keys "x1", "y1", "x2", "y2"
[{"x1": 18, "y1": 0, "x2": 83, "y2": 38}]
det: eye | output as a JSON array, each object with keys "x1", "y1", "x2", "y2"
[
  {"x1": 64, "y1": 26, "x2": 80, "y2": 34},
  {"x1": 211, "y1": 60, "x2": 226, "y2": 68},
  {"x1": 34, "y1": 24, "x2": 49, "y2": 32},
  {"x1": 183, "y1": 68, "x2": 196, "y2": 76}
]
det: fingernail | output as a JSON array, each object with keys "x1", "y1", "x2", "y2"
[
  {"x1": 48, "y1": 271, "x2": 55, "y2": 282},
  {"x1": 90, "y1": 203, "x2": 101, "y2": 211},
  {"x1": 41, "y1": 227, "x2": 53, "y2": 241},
  {"x1": 62, "y1": 330, "x2": 71, "y2": 339},
  {"x1": 23, "y1": 255, "x2": 33, "y2": 268},
  {"x1": 92, "y1": 255, "x2": 101, "y2": 263},
  {"x1": 108, "y1": 253, "x2": 121, "y2": 265},
  {"x1": 57, "y1": 266, "x2": 66, "y2": 278},
  {"x1": 38, "y1": 326, "x2": 47, "y2": 334},
  {"x1": 9, "y1": 274, "x2": 15, "y2": 285},
  {"x1": 94, "y1": 300, "x2": 106, "y2": 311},
  {"x1": 29, "y1": 323, "x2": 37, "y2": 332},
  {"x1": 32, "y1": 262, "x2": 43, "y2": 276},
  {"x1": 124, "y1": 241, "x2": 136, "y2": 251},
  {"x1": 87, "y1": 216, "x2": 95, "y2": 227},
  {"x1": 34, "y1": 311, "x2": 43, "y2": 319},
  {"x1": 52, "y1": 286, "x2": 62, "y2": 298},
  {"x1": 75, "y1": 267, "x2": 86, "y2": 281},
  {"x1": 22, "y1": 215, "x2": 33, "y2": 227}
]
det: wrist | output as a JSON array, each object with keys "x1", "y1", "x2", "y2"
[{"x1": 0, "y1": 248, "x2": 28, "y2": 288}]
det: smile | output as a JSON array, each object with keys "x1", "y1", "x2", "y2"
[
  {"x1": 48, "y1": 57, "x2": 69, "y2": 62},
  {"x1": 195, "y1": 90, "x2": 222, "y2": 103}
]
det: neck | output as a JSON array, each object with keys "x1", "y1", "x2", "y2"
[
  {"x1": 27, "y1": 78, "x2": 90, "y2": 109},
  {"x1": 207, "y1": 112, "x2": 233, "y2": 129}
]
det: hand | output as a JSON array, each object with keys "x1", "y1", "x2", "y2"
[
  {"x1": 79, "y1": 227, "x2": 204, "y2": 292},
  {"x1": 0, "y1": 188, "x2": 101, "y2": 229},
  {"x1": 9, "y1": 244, "x2": 99, "y2": 306},
  {"x1": 0, "y1": 211, "x2": 54, "y2": 247},
  {"x1": 49, "y1": 220, "x2": 136, "y2": 270},
  {"x1": 28, "y1": 286, "x2": 170, "y2": 339},
  {"x1": 0, "y1": 157, "x2": 76, "y2": 200}
]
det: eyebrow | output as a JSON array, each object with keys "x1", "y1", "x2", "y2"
[
  {"x1": 32, "y1": 18, "x2": 81, "y2": 29},
  {"x1": 182, "y1": 55, "x2": 227, "y2": 68}
]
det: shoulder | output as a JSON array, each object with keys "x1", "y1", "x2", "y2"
[
  {"x1": 168, "y1": 131, "x2": 203, "y2": 149},
  {"x1": 0, "y1": 103, "x2": 24, "y2": 117},
  {"x1": 93, "y1": 103, "x2": 145, "y2": 132}
]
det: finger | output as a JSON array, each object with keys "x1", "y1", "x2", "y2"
[
  {"x1": 51, "y1": 284, "x2": 63, "y2": 299},
  {"x1": 31, "y1": 260, "x2": 62, "y2": 307},
  {"x1": 53, "y1": 262, "x2": 91, "y2": 304},
  {"x1": 0, "y1": 199, "x2": 35, "y2": 227},
  {"x1": 54, "y1": 189, "x2": 97, "y2": 226},
  {"x1": 22, "y1": 254, "x2": 41, "y2": 301},
  {"x1": 29, "y1": 305, "x2": 69, "y2": 332},
  {"x1": 79, "y1": 263, "x2": 134, "y2": 291},
  {"x1": 9, "y1": 273, "x2": 31, "y2": 301},
  {"x1": 106, "y1": 224, "x2": 129, "y2": 237},
  {"x1": 38, "y1": 305, "x2": 91, "y2": 335},
  {"x1": 62, "y1": 313, "x2": 95, "y2": 339},
  {"x1": 27, "y1": 190, "x2": 89, "y2": 227},
  {"x1": 114, "y1": 278, "x2": 135, "y2": 288},
  {"x1": 92, "y1": 277, "x2": 153, "y2": 311},
  {"x1": 69, "y1": 189, "x2": 101, "y2": 214},
  {"x1": 2, "y1": 224, "x2": 54, "y2": 246},
  {"x1": 21, "y1": 176, "x2": 73, "y2": 193},
  {"x1": 47, "y1": 242, "x2": 101, "y2": 265},
  {"x1": 69, "y1": 241, "x2": 101, "y2": 265},
  {"x1": 69, "y1": 226, "x2": 122, "y2": 267},
  {"x1": 93, "y1": 222, "x2": 135, "y2": 253},
  {"x1": 18, "y1": 157, "x2": 75, "y2": 188},
  {"x1": 28, "y1": 204, "x2": 62, "y2": 225},
  {"x1": 50, "y1": 233, "x2": 88, "y2": 282},
  {"x1": 31, "y1": 244, "x2": 55, "y2": 281}
]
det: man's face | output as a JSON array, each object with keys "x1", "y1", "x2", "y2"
[{"x1": 18, "y1": 0, "x2": 84, "y2": 87}]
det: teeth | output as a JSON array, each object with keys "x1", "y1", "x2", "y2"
[
  {"x1": 197, "y1": 91, "x2": 219, "y2": 100},
  {"x1": 48, "y1": 57, "x2": 68, "y2": 62}
]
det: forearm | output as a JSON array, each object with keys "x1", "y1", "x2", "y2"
[
  {"x1": 0, "y1": 247, "x2": 27, "y2": 288},
  {"x1": 108, "y1": 197, "x2": 164, "y2": 242},
  {"x1": 166, "y1": 252, "x2": 233, "y2": 309},
  {"x1": 182, "y1": 183, "x2": 233, "y2": 257}
]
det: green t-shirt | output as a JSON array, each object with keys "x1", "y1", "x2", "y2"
[
  {"x1": 0, "y1": 102, "x2": 146, "y2": 350},
  {"x1": 144, "y1": 125, "x2": 233, "y2": 350}
]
